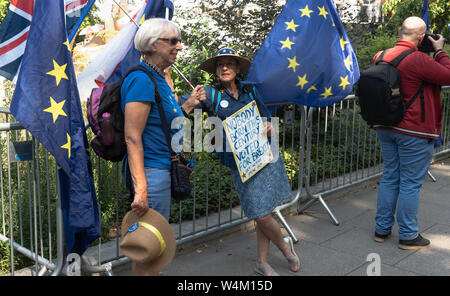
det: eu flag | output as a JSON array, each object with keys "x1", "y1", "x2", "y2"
[
  {"x1": 10, "y1": 0, "x2": 100, "y2": 255},
  {"x1": 421, "y1": 0, "x2": 429, "y2": 32},
  {"x1": 246, "y1": 0, "x2": 360, "y2": 108}
]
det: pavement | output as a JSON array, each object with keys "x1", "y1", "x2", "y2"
[{"x1": 113, "y1": 156, "x2": 450, "y2": 276}]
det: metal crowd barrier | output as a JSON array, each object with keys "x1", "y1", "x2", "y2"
[{"x1": 0, "y1": 86, "x2": 449, "y2": 276}]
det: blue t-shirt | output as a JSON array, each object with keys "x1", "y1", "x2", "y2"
[{"x1": 121, "y1": 62, "x2": 183, "y2": 170}]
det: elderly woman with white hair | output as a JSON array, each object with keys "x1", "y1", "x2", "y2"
[{"x1": 120, "y1": 18, "x2": 205, "y2": 275}]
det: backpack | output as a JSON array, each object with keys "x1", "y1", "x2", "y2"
[
  {"x1": 356, "y1": 49, "x2": 425, "y2": 126},
  {"x1": 86, "y1": 65, "x2": 148, "y2": 162}
]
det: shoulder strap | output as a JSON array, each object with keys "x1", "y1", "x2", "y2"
[
  {"x1": 211, "y1": 87, "x2": 216, "y2": 107},
  {"x1": 209, "y1": 86, "x2": 222, "y2": 115},
  {"x1": 121, "y1": 65, "x2": 149, "y2": 82},
  {"x1": 375, "y1": 51, "x2": 386, "y2": 65},
  {"x1": 211, "y1": 87, "x2": 221, "y2": 111},
  {"x1": 136, "y1": 65, "x2": 176, "y2": 156},
  {"x1": 379, "y1": 49, "x2": 415, "y2": 67},
  {"x1": 248, "y1": 86, "x2": 256, "y2": 101},
  {"x1": 404, "y1": 81, "x2": 426, "y2": 122},
  {"x1": 215, "y1": 90, "x2": 222, "y2": 113}
]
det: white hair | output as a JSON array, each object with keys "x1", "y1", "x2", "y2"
[{"x1": 134, "y1": 18, "x2": 181, "y2": 55}]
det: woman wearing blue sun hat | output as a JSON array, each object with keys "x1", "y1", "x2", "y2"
[{"x1": 180, "y1": 48, "x2": 299, "y2": 276}]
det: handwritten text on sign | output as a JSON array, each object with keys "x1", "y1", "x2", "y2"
[{"x1": 223, "y1": 101, "x2": 273, "y2": 183}]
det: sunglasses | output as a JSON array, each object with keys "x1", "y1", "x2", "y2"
[
  {"x1": 158, "y1": 37, "x2": 182, "y2": 45},
  {"x1": 217, "y1": 62, "x2": 237, "y2": 68}
]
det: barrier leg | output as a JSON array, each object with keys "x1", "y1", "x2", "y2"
[
  {"x1": 274, "y1": 208, "x2": 299, "y2": 244},
  {"x1": 427, "y1": 170, "x2": 437, "y2": 182},
  {"x1": 300, "y1": 107, "x2": 340, "y2": 226},
  {"x1": 270, "y1": 105, "x2": 308, "y2": 244}
]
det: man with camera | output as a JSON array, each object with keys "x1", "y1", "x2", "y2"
[{"x1": 372, "y1": 16, "x2": 450, "y2": 250}]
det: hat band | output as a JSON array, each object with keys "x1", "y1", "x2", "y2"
[{"x1": 135, "y1": 222, "x2": 166, "y2": 256}]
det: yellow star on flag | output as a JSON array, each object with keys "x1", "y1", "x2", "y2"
[
  {"x1": 139, "y1": 15, "x2": 146, "y2": 25},
  {"x1": 285, "y1": 19, "x2": 299, "y2": 32},
  {"x1": 318, "y1": 6, "x2": 328, "y2": 19},
  {"x1": 344, "y1": 55, "x2": 352, "y2": 71},
  {"x1": 64, "y1": 40, "x2": 70, "y2": 51},
  {"x1": 307, "y1": 85, "x2": 317, "y2": 94},
  {"x1": 173, "y1": 108, "x2": 178, "y2": 112},
  {"x1": 61, "y1": 133, "x2": 71, "y2": 159},
  {"x1": 280, "y1": 37, "x2": 295, "y2": 50},
  {"x1": 287, "y1": 56, "x2": 300, "y2": 72},
  {"x1": 340, "y1": 37, "x2": 349, "y2": 51},
  {"x1": 299, "y1": 5, "x2": 314, "y2": 18},
  {"x1": 321, "y1": 87, "x2": 333, "y2": 98},
  {"x1": 339, "y1": 75, "x2": 351, "y2": 90},
  {"x1": 43, "y1": 97, "x2": 67, "y2": 123},
  {"x1": 46, "y1": 60, "x2": 68, "y2": 86},
  {"x1": 296, "y1": 74, "x2": 308, "y2": 89}
]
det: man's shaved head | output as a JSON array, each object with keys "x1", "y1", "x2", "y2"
[
  {"x1": 399, "y1": 16, "x2": 427, "y2": 46},
  {"x1": 400, "y1": 17, "x2": 427, "y2": 38}
]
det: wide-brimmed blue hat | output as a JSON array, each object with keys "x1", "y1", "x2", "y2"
[{"x1": 199, "y1": 48, "x2": 251, "y2": 74}]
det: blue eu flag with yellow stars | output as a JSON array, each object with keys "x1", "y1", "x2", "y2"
[
  {"x1": 246, "y1": 0, "x2": 360, "y2": 107},
  {"x1": 10, "y1": 0, "x2": 100, "y2": 255}
]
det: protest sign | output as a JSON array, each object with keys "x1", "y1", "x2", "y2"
[{"x1": 223, "y1": 101, "x2": 273, "y2": 183}]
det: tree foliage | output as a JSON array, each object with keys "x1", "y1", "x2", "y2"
[
  {"x1": 172, "y1": 0, "x2": 283, "y2": 96},
  {"x1": 203, "y1": 0, "x2": 283, "y2": 58},
  {"x1": 382, "y1": 0, "x2": 450, "y2": 35},
  {"x1": 355, "y1": 0, "x2": 450, "y2": 70},
  {"x1": 0, "y1": 0, "x2": 9, "y2": 21}
]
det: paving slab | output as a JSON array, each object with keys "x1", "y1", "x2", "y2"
[
  {"x1": 394, "y1": 224, "x2": 450, "y2": 276},
  {"x1": 165, "y1": 232, "x2": 258, "y2": 276},
  {"x1": 319, "y1": 227, "x2": 420, "y2": 266},
  {"x1": 346, "y1": 263, "x2": 421, "y2": 276},
  {"x1": 267, "y1": 240, "x2": 365, "y2": 276},
  {"x1": 341, "y1": 209, "x2": 437, "y2": 238},
  {"x1": 281, "y1": 213, "x2": 355, "y2": 245}
]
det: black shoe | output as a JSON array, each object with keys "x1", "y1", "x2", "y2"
[
  {"x1": 398, "y1": 234, "x2": 430, "y2": 250},
  {"x1": 374, "y1": 231, "x2": 391, "y2": 243}
]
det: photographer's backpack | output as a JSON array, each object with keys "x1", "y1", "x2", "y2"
[
  {"x1": 86, "y1": 65, "x2": 149, "y2": 162},
  {"x1": 356, "y1": 49, "x2": 425, "y2": 126}
]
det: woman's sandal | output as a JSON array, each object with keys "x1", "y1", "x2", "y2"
[
  {"x1": 283, "y1": 236, "x2": 300, "y2": 272},
  {"x1": 255, "y1": 262, "x2": 280, "y2": 276}
]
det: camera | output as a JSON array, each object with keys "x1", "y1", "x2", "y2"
[{"x1": 418, "y1": 33, "x2": 440, "y2": 53}]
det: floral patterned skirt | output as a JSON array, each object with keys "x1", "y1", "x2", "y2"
[{"x1": 230, "y1": 154, "x2": 292, "y2": 219}]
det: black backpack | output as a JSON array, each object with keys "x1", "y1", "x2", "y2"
[
  {"x1": 87, "y1": 65, "x2": 149, "y2": 162},
  {"x1": 356, "y1": 49, "x2": 425, "y2": 126}
]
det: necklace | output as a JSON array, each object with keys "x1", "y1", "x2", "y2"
[{"x1": 143, "y1": 60, "x2": 165, "y2": 78}]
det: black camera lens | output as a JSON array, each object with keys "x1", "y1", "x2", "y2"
[{"x1": 419, "y1": 33, "x2": 439, "y2": 53}]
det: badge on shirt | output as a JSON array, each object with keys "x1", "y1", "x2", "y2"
[{"x1": 220, "y1": 100, "x2": 229, "y2": 108}]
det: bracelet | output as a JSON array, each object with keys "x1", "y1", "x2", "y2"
[
  {"x1": 180, "y1": 106, "x2": 189, "y2": 117},
  {"x1": 434, "y1": 49, "x2": 446, "y2": 59}
]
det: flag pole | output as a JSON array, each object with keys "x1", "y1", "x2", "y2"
[
  {"x1": 112, "y1": 0, "x2": 140, "y2": 27},
  {"x1": 164, "y1": 6, "x2": 194, "y2": 89},
  {"x1": 112, "y1": 0, "x2": 194, "y2": 89},
  {"x1": 68, "y1": 0, "x2": 97, "y2": 43}
]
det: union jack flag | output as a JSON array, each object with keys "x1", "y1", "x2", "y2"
[
  {"x1": 0, "y1": 0, "x2": 95, "y2": 81},
  {"x1": 0, "y1": 0, "x2": 33, "y2": 81},
  {"x1": 65, "y1": 0, "x2": 96, "y2": 41}
]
